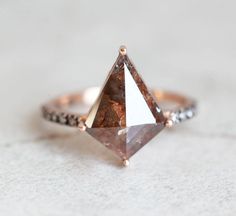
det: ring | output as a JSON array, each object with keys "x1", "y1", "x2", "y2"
[{"x1": 41, "y1": 46, "x2": 197, "y2": 166}]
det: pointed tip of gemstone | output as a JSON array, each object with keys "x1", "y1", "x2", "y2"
[{"x1": 85, "y1": 49, "x2": 166, "y2": 160}]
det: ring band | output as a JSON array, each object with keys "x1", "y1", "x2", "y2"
[
  {"x1": 41, "y1": 46, "x2": 197, "y2": 166},
  {"x1": 42, "y1": 87, "x2": 196, "y2": 128}
]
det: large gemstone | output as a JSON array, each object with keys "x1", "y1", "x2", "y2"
[{"x1": 85, "y1": 49, "x2": 166, "y2": 160}]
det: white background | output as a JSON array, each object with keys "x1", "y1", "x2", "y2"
[{"x1": 0, "y1": 0, "x2": 236, "y2": 215}]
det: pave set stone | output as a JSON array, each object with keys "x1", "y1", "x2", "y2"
[
  {"x1": 169, "y1": 106, "x2": 196, "y2": 124},
  {"x1": 85, "y1": 52, "x2": 166, "y2": 160},
  {"x1": 42, "y1": 107, "x2": 81, "y2": 127}
]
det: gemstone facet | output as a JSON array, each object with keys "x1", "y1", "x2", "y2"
[{"x1": 85, "y1": 48, "x2": 166, "y2": 160}]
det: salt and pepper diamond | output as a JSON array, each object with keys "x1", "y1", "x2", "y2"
[{"x1": 85, "y1": 47, "x2": 166, "y2": 161}]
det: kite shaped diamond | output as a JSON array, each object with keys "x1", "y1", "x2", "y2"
[{"x1": 85, "y1": 48, "x2": 166, "y2": 160}]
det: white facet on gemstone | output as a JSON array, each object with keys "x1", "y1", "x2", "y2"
[
  {"x1": 124, "y1": 63, "x2": 156, "y2": 127},
  {"x1": 85, "y1": 93, "x2": 103, "y2": 128}
]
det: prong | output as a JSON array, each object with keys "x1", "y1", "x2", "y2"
[
  {"x1": 122, "y1": 159, "x2": 130, "y2": 167},
  {"x1": 165, "y1": 119, "x2": 174, "y2": 128},
  {"x1": 78, "y1": 121, "x2": 86, "y2": 132},
  {"x1": 119, "y1": 45, "x2": 127, "y2": 55}
]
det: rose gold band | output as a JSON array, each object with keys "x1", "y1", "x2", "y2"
[{"x1": 41, "y1": 87, "x2": 197, "y2": 128}]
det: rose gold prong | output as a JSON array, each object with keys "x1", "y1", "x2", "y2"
[
  {"x1": 119, "y1": 45, "x2": 127, "y2": 55},
  {"x1": 78, "y1": 121, "x2": 86, "y2": 132},
  {"x1": 165, "y1": 119, "x2": 174, "y2": 128},
  {"x1": 122, "y1": 159, "x2": 130, "y2": 167}
]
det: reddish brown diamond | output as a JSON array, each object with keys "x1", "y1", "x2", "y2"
[{"x1": 85, "y1": 48, "x2": 166, "y2": 160}]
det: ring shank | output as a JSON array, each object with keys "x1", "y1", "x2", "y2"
[{"x1": 42, "y1": 87, "x2": 197, "y2": 128}]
